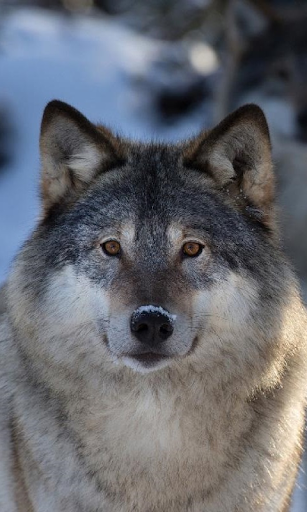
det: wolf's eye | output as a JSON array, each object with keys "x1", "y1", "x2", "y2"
[
  {"x1": 101, "y1": 240, "x2": 121, "y2": 256},
  {"x1": 182, "y1": 242, "x2": 203, "y2": 258}
]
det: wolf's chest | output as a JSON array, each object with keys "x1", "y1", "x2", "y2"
[{"x1": 78, "y1": 389, "x2": 232, "y2": 506}]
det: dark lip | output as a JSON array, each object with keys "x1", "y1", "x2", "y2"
[
  {"x1": 103, "y1": 335, "x2": 171, "y2": 362},
  {"x1": 105, "y1": 336, "x2": 198, "y2": 363}
]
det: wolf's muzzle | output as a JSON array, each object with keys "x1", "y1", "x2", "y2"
[{"x1": 130, "y1": 306, "x2": 175, "y2": 348}]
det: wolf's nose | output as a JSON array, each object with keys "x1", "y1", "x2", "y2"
[{"x1": 130, "y1": 306, "x2": 174, "y2": 346}]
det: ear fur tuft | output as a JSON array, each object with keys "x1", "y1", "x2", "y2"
[
  {"x1": 183, "y1": 104, "x2": 275, "y2": 226},
  {"x1": 40, "y1": 100, "x2": 125, "y2": 212}
]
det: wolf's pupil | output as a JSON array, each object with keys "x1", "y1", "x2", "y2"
[
  {"x1": 183, "y1": 242, "x2": 202, "y2": 257},
  {"x1": 102, "y1": 240, "x2": 121, "y2": 256}
]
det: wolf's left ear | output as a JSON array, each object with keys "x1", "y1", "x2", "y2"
[
  {"x1": 40, "y1": 100, "x2": 125, "y2": 211},
  {"x1": 183, "y1": 105, "x2": 274, "y2": 226}
]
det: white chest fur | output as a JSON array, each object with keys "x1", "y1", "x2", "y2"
[{"x1": 70, "y1": 377, "x2": 252, "y2": 510}]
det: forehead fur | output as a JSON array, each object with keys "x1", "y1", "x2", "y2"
[
  {"x1": 40, "y1": 135, "x2": 269, "y2": 248},
  {"x1": 37, "y1": 140, "x2": 274, "y2": 269}
]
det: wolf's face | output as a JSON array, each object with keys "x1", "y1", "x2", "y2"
[{"x1": 9, "y1": 101, "x2": 287, "y2": 380}]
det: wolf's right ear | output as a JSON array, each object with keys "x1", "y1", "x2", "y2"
[{"x1": 40, "y1": 100, "x2": 125, "y2": 212}]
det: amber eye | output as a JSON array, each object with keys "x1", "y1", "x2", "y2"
[
  {"x1": 182, "y1": 241, "x2": 203, "y2": 258},
  {"x1": 102, "y1": 240, "x2": 121, "y2": 256}
]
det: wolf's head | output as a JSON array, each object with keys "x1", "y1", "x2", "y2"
[{"x1": 8, "y1": 101, "x2": 293, "y2": 387}]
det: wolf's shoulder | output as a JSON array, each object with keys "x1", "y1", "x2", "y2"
[
  {"x1": 0, "y1": 284, "x2": 6, "y2": 317},
  {"x1": 0, "y1": 329, "x2": 14, "y2": 411},
  {"x1": 0, "y1": 291, "x2": 20, "y2": 512},
  {"x1": 0, "y1": 285, "x2": 16, "y2": 410}
]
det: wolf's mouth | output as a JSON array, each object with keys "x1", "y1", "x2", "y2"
[
  {"x1": 130, "y1": 353, "x2": 168, "y2": 365},
  {"x1": 121, "y1": 351, "x2": 171, "y2": 373}
]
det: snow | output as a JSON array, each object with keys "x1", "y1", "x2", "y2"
[
  {"x1": 0, "y1": 7, "x2": 306, "y2": 510},
  {"x1": 133, "y1": 305, "x2": 177, "y2": 323}
]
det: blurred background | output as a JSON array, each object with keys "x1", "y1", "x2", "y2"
[{"x1": 0, "y1": 0, "x2": 306, "y2": 509}]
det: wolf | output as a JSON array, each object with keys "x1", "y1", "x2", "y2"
[{"x1": 0, "y1": 100, "x2": 306, "y2": 512}]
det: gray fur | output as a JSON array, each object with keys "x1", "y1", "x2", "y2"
[{"x1": 0, "y1": 101, "x2": 306, "y2": 511}]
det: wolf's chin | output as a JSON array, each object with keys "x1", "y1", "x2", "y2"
[{"x1": 121, "y1": 354, "x2": 171, "y2": 373}]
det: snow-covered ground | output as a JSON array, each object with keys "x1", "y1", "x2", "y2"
[{"x1": 0, "y1": 8, "x2": 306, "y2": 510}]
